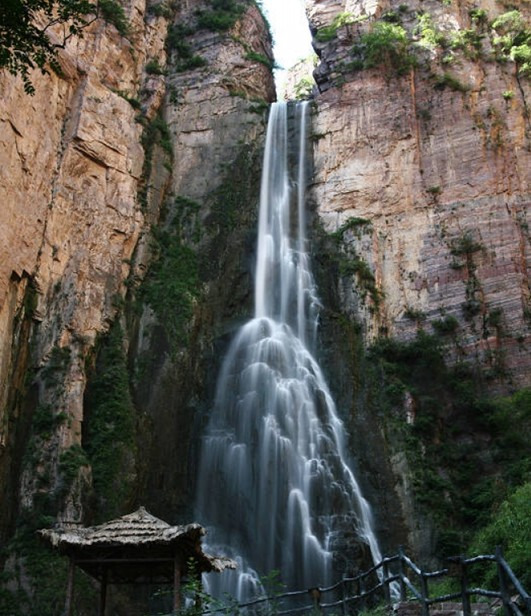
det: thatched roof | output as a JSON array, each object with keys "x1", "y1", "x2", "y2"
[{"x1": 39, "y1": 507, "x2": 236, "y2": 580}]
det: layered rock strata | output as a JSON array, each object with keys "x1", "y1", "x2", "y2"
[
  {"x1": 309, "y1": 0, "x2": 530, "y2": 389},
  {"x1": 306, "y1": 0, "x2": 530, "y2": 562},
  {"x1": 0, "y1": 0, "x2": 274, "y2": 549}
]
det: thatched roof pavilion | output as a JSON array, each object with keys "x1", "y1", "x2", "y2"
[{"x1": 40, "y1": 507, "x2": 236, "y2": 615}]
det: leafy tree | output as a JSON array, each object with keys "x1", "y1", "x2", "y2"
[
  {"x1": 0, "y1": 0, "x2": 128, "y2": 94},
  {"x1": 471, "y1": 482, "x2": 531, "y2": 589}
]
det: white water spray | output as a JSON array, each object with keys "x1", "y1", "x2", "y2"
[{"x1": 196, "y1": 102, "x2": 384, "y2": 601}]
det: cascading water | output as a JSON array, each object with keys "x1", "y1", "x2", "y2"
[{"x1": 196, "y1": 102, "x2": 384, "y2": 601}]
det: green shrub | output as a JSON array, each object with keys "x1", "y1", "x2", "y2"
[
  {"x1": 415, "y1": 12, "x2": 447, "y2": 48},
  {"x1": 141, "y1": 228, "x2": 200, "y2": 350},
  {"x1": 315, "y1": 12, "x2": 362, "y2": 42},
  {"x1": 196, "y1": 0, "x2": 245, "y2": 32},
  {"x1": 32, "y1": 405, "x2": 67, "y2": 438},
  {"x1": 471, "y1": 482, "x2": 531, "y2": 588},
  {"x1": 404, "y1": 307, "x2": 426, "y2": 321},
  {"x1": 432, "y1": 315, "x2": 459, "y2": 335},
  {"x1": 511, "y1": 42, "x2": 531, "y2": 77},
  {"x1": 450, "y1": 232, "x2": 482, "y2": 256},
  {"x1": 145, "y1": 115, "x2": 172, "y2": 155},
  {"x1": 469, "y1": 8, "x2": 488, "y2": 24},
  {"x1": 84, "y1": 321, "x2": 137, "y2": 517},
  {"x1": 99, "y1": 0, "x2": 129, "y2": 35},
  {"x1": 433, "y1": 72, "x2": 469, "y2": 92},
  {"x1": 59, "y1": 444, "x2": 90, "y2": 483},
  {"x1": 361, "y1": 21, "x2": 414, "y2": 74},
  {"x1": 331, "y1": 216, "x2": 372, "y2": 241},
  {"x1": 381, "y1": 11, "x2": 400, "y2": 24},
  {"x1": 294, "y1": 76, "x2": 314, "y2": 99},
  {"x1": 40, "y1": 346, "x2": 71, "y2": 388},
  {"x1": 249, "y1": 97, "x2": 269, "y2": 113},
  {"x1": 148, "y1": 2, "x2": 173, "y2": 18},
  {"x1": 167, "y1": 23, "x2": 196, "y2": 53},
  {"x1": 114, "y1": 89, "x2": 141, "y2": 109},
  {"x1": 245, "y1": 50, "x2": 273, "y2": 68},
  {"x1": 449, "y1": 28, "x2": 483, "y2": 58},
  {"x1": 491, "y1": 10, "x2": 531, "y2": 78},
  {"x1": 145, "y1": 58, "x2": 166, "y2": 75},
  {"x1": 176, "y1": 54, "x2": 207, "y2": 72},
  {"x1": 339, "y1": 255, "x2": 381, "y2": 306}
]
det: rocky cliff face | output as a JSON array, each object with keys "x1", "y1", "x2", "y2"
[
  {"x1": 1, "y1": 0, "x2": 529, "y2": 607},
  {"x1": 128, "y1": 0, "x2": 275, "y2": 524},
  {"x1": 0, "y1": 0, "x2": 168, "y2": 537},
  {"x1": 306, "y1": 0, "x2": 530, "y2": 562},
  {"x1": 308, "y1": 0, "x2": 530, "y2": 387},
  {"x1": 0, "y1": 0, "x2": 274, "y2": 610}
]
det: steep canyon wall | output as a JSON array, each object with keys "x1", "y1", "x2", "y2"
[
  {"x1": 309, "y1": 0, "x2": 530, "y2": 387},
  {"x1": 306, "y1": 0, "x2": 531, "y2": 562},
  {"x1": 0, "y1": 0, "x2": 530, "y2": 609},
  {"x1": 0, "y1": 1, "x2": 274, "y2": 611}
]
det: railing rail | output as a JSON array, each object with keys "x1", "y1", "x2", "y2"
[{"x1": 201, "y1": 548, "x2": 530, "y2": 615}]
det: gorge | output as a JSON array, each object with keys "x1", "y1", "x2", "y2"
[{"x1": 0, "y1": 0, "x2": 530, "y2": 613}]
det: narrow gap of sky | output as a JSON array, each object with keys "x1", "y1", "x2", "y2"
[{"x1": 260, "y1": 0, "x2": 314, "y2": 83}]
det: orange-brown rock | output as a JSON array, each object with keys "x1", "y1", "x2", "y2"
[
  {"x1": 308, "y1": 0, "x2": 531, "y2": 389},
  {"x1": 0, "y1": 0, "x2": 274, "y2": 531}
]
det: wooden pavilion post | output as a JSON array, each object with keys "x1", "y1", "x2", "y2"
[
  {"x1": 64, "y1": 557, "x2": 75, "y2": 616},
  {"x1": 99, "y1": 568, "x2": 107, "y2": 616},
  {"x1": 173, "y1": 554, "x2": 182, "y2": 615},
  {"x1": 194, "y1": 567, "x2": 203, "y2": 611}
]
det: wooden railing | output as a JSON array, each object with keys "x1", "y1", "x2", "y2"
[{"x1": 202, "y1": 548, "x2": 530, "y2": 615}]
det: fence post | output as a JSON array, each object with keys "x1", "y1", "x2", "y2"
[
  {"x1": 496, "y1": 546, "x2": 512, "y2": 616},
  {"x1": 358, "y1": 575, "x2": 366, "y2": 612},
  {"x1": 457, "y1": 556, "x2": 471, "y2": 616},
  {"x1": 418, "y1": 572, "x2": 430, "y2": 616},
  {"x1": 398, "y1": 547, "x2": 407, "y2": 602},
  {"x1": 309, "y1": 588, "x2": 322, "y2": 614},
  {"x1": 382, "y1": 559, "x2": 391, "y2": 605}
]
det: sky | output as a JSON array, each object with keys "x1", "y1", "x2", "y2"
[{"x1": 260, "y1": 0, "x2": 314, "y2": 70}]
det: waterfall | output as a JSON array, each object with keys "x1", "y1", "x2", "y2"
[{"x1": 196, "y1": 102, "x2": 384, "y2": 602}]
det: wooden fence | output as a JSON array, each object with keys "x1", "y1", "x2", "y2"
[{"x1": 202, "y1": 548, "x2": 530, "y2": 616}]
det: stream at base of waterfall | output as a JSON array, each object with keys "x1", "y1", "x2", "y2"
[{"x1": 195, "y1": 102, "x2": 384, "y2": 604}]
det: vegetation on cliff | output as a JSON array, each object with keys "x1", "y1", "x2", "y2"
[
  {"x1": 84, "y1": 320, "x2": 138, "y2": 520},
  {"x1": 317, "y1": 211, "x2": 530, "y2": 588},
  {"x1": 366, "y1": 331, "x2": 530, "y2": 583},
  {"x1": 316, "y1": 4, "x2": 530, "y2": 87},
  {"x1": 140, "y1": 200, "x2": 201, "y2": 353}
]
